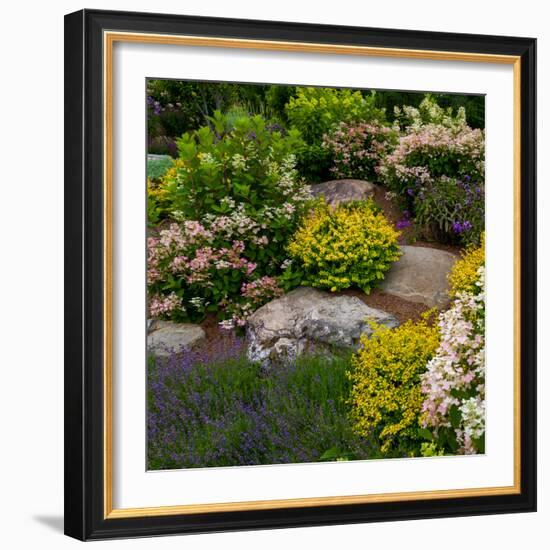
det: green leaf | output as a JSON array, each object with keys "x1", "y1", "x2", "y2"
[
  {"x1": 319, "y1": 447, "x2": 350, "y2": 462},
  {"x1": 417, "y1": 427, "x2": 434, "y2": 441},
  {"x1": 472, "y1": 434, "x2": 485, "y2": 454},
  {"x1": 449, "y1": 404, "x2": 462, "y2": 429}
]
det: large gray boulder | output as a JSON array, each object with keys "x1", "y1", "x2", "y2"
[
  {"x1": 147, "y1": 321, "x2": 205, "y2": 359},
  {"x1": 246, "y1": 287, "x2": 398, "y2": 364},
  {"x1": 379, "y1": 246, "x2": 457, "y2": 308},
  {"x1": 310, "y1": 179, "x2": 376, "y2": 207}
]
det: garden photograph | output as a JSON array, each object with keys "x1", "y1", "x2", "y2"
[{"x1": 145, "y1": 80, "x2": 486, "y2": 470}]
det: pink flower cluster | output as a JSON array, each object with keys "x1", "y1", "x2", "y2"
[
  {"x1": 241, "y1": 276, "x2": 284, "y2": 305},
  {"x1": 221, "y1": 276, "x2": 284, "y2": 329},
  {"x1": 150, "y1": 227, "x2": 256, "y2": 288},
  {"x1": 322, "y1": 121, "x2": 394, "y2": 180},
  {"x1": 149, "y1": 292, "x2": 184, "y2": 318},
  {"x1": 420, "y1": 267, "x2": 486, "y2": 454},
  {"x1": 147, "y1": 220, "x2": 264, "y2": 321},
  {"x1": 378, "y1": 123, "x2": 485, "y2": 187}
]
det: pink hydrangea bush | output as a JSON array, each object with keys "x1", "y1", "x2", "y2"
[
  {"x1": 322, "y1": 121, "x2": 397, "y2": 181},
  {"x1": 147, "y1": 222, "x2": 283, "y2": 325},
  {"x1": 147, "y1": 113, "x2": 314, "y2": 325},
  {"x1": 220, "y1": 276, "x2": 285, "y2": 329},
  {"x1": 420, "y1": 266, "x2": 486, "y2": 454},
  {"x1": 379, "y1": 122, "x2": 484, "y2": 245}
]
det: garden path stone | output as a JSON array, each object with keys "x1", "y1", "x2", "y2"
[
  {"x1": 147, "y1": 321, "x2": 205, "y2": 359},
  {"x1": 246, "y1": 287, "x2": 398, "y2": 364},
  {"x1": 310, "y1": 179, "x2": 376, "y2": 207},
  {"x1": 379, "y1": 246, "x2": 457, "y2": 308}
]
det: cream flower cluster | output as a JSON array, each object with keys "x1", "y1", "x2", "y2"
[{"x1": 420, "y1": 266, "x2": 485, "y2": 454}]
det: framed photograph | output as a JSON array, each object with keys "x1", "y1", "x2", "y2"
[{"x1": 64, "y1": 9, "x2": 536, "y2": 541}]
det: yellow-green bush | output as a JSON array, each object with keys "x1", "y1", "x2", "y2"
[
  {"x1": 448, "y1": 233, "x2": 485, "y2": 297},
  {"x1": 284, "y1": 200, "x2": 401, "y2": 293},
  {"x1": 348, "y1": 317, "x2": 439, "y2": 456}
]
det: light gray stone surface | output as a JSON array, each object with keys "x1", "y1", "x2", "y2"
[
  {"x1": 310, "y1": 179, "x2": 376, "y2": 207},
  {"x1": 379, "y1": 245, "x2": 457, "y2": 308},
  {"x1": 147, "y1": 321, "x2": 205, "y2": 358},
  {"x1": 246, "y1": 287, "x2": 398, "y2": 364}
]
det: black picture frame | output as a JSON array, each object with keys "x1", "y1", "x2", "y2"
[{"x1": 64, "y1": 8, "x2": 537, "y2": 541}]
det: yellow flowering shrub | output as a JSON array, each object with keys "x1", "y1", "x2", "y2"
[
  {"x1": 448, "y1": 233, "x2": 485, "y2": 297},
  {"x1": 285, "y1": 200, "x2": 401, "y2": 293},
  {"x1": 348, "y1": 316, "x2": 439, "y2": 456},
  {"x1": 147, "y1": 159, "x2": 187, "y2": 224}
]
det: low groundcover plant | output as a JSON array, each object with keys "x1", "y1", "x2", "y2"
[{"x1": 147, "y1": 339, "x2": 372, "y2": 469}]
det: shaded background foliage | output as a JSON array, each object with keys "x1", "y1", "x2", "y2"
[{"x1": 147, "y1": 79, "x2": 484, "y2": 159}]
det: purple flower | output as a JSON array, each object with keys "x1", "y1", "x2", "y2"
[
  {"x1": 452, "y1": 221, "x2": 473, "y2": 234},
  {"x1": 406, "y1": 188, "x2": 414, "y2": 197},
  {"x1": 452, "y1": 221, "x2": 464, "y2": 233},
  {"x1": 147, "y1": 345, "x2": 371, "y2": 470},
  {"x1": 396, "y1": 219, "x2": 412, "y2": 230}
]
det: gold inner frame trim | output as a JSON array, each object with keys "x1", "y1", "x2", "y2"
[{"x1": 103, "y1": 30, "x2": 522, "y2": 520}]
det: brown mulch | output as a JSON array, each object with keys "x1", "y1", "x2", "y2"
[
  {"x1": 200, "y1": 313, "x2": 227, "y2": 341},
  {"x1": 336, "y1": 287, "x2": 431, "y2": 325}
]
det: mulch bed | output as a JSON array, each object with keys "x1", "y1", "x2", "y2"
[{"x1": 337, "y1": 288, "x2": 431, "y2": 325}]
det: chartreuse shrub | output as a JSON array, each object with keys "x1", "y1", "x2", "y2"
[
  {"x1": 147, "y1": 112, "x2": 313, "y2": 326},
  {"x1": 448, "y1": 233, "x2": 485, "y2": 297},
  {"x1": 285, "y1": 87, "x2": 385, "y2": 182},
  {"x1": 348, "y1": 315, "x2": 440, "y2": 457},
  {"x1": 283, "y1": 199, "x2": 401, "y2": 293}
]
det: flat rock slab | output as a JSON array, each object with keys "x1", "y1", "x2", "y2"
[
  {"x1": 147, "y1": 321, "x2": 205, "y2": 359},
  {"x1": 310, "y1": 179, "x2": 376, "y2": 207},
  {"x1": 379, "y1": 246, "x2": 457, "y2": 308},
  {"x1": 246, "y1": 287, "x2": 398, "y2": 364}
]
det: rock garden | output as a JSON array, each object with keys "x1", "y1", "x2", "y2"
[{"x1": 146, "y1": 82, "x2": 486, "y2": 469}]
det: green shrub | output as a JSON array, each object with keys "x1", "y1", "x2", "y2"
[
  {"x1": 147, "y1": 112, "x2": 313, "y2": 324},
  {"x1": 285, "y1": 87, "x2": 385, "y2": 182},
  {"x1": 392, "y1": 94, "x2": 470, "y2": 131},
  {"x1": 283, "y1": 199, "x2": 401, "y2": 293},
  {"x1": 147, "y1": 79, "x2": 273, "y2": 136},
  {"x1": 348, "y1": 316, "x2": 440, "y2": 457}
]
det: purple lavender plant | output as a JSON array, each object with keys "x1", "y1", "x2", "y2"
[{"x1": 147, "y1": 341, "x2": 371, "y2": 470}]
